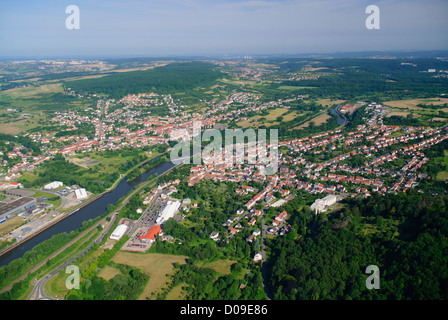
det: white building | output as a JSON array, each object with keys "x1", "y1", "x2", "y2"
[
  {"x1": 110, "y1": 224, "x2": 128, "y2": 240},
  {"x1": 270, "y1": 199, "x2": 287, "y2": 208},
  {"x1": 253, "y1": 251, "x2": 263, "y2": 262},
  {"x1": 74, "y1": 188, "x2": 88, "y2": 200},
  {"x1": 156, "y1": 200, "x2": 181, "y2": 225},
  {"x1": 44, "y1": 181, "x2": 63, "y2": 190},
  {"x1": 210, "y1": 231, "x2": 219, "y2": 241},
  {"x1": 310, "y1": 194, "x2": 338, "y2": 214}
]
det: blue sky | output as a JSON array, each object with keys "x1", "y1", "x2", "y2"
[{"x1": 0, "y1": 0, "x2": 447, "y2": 58}]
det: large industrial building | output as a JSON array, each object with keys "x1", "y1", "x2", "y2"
[
  {"x1": 44, "y1": 181, "x2": 63, "y2": 190},
  {"x1": 156, "y1": 200, "x2": 181, "y2": 225},
  {"x1": 74, "y1": 188, "x2": 88, "y2": 200},
  {"x1": 0, "y1": 197, "x2": 37, "y2": 223},
  {"x1": 110, "y1": 224, "x2": 128, "y2": 240}
]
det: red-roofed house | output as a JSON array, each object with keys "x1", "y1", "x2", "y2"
[{"x1": 140, "y1": 225, "x2": 162, "y2": 243}]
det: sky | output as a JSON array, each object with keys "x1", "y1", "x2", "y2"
[{"x1": 0, "y1": 0, "x2": 447, "y2": 58}]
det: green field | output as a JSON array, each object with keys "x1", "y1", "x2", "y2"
[
  {"x1": 237, "y1": 107, "x2": 302, "y2": 128},
  {"x1": 200, "y1": 259, "x2": 237, "y2": 275},
  {"x1": 384, "y1": 97, "x2": 448, "y2": 120},
  {"x1": 71, "y1": 150, "x2": 158, "y2": 174},
  {"x1": 437, "y1": 171, "x2": 448, "y2": 181},
  {"x1": 0, "y1": 83, "x2": 63, "y2": 99},
  {"x1": 111, "y1": 252, "x2": 189, "y2": 300},
  {"x1": 435, "y1": 150, "x2": 448, "y2": 181},
  {"x1": 165, "y1": 282, "x2": 189, "y2": 300},
  {"x1": 97, "y1": 265, "x2": 123, "y2": 280}
]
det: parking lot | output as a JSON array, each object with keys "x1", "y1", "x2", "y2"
[
  {"x1": 120, "y1": 190, "x2": 182, "y2": 252},
  {"x1": 121, "y1": 227, "x2": 154, "y2": 252},
  {"x1": 121, "y1": 195, "x2": 160, "y2": 252}
]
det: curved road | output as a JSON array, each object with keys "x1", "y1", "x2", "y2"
[{"x1": 27, "y1": 212, "x2": 120, "y2": 300}]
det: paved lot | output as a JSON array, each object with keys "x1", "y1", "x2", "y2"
[
  {"x1": 5, "y1": 189, "x2": 35, "y2": 197},
  {"x1": 121, "y1": 227, "x2": 153, "y2": 252},
  {"x1": 10, "y1": 209, "x2": 61, "y2": 240}
]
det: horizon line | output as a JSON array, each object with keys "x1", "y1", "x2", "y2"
[{"x1": 2, "y1": 49, "x2": 448, "y2": 61}]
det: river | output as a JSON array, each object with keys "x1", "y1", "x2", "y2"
[{"x1": 0, "y1": 158, "x2": 175, "y2": 267}]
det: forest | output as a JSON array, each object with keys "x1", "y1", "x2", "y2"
[
  {"x1": 65, "y1": 62, "x2": 223, "y2": 100},
  {"x1": 266, "y1": 191, "x2": 448, "y2": 300},
  {"x1": 158, "y1": 259, "x2": 266, "y2": 300},
  {"x1": 67, "y1": 263, "x2": 148, "y2": 300},
  {"x1": 275, "y1": 58, "x2": 448, "y2": 101}
]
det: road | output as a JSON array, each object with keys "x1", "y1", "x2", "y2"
[
  {"x1": 28, "y1": 274, "x2": 55, "y2": 300},
  {"x1": 27, "y1": 210, "x2": 119, "y2": 300},
  {"x1": 260, "y1": 208, "x2": 273, "y2": 300},
  {"x1": 97, "y1": 100, "x2": 105, "y2": 143},
  {"x1": 261, "y1": 209, "x2": 267, "y2": 262},
  {"x1": 126, "y1": 188, "x2": 161, "y2": 236}
]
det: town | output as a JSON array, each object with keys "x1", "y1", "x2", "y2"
[
  {"x1": 2, "y1": 85, "x2": 447, "y2": 265},
  {"x1": 1, "y1": 56, "x2": 448, "y2": 302}
]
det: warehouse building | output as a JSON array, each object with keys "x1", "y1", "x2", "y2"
[
  {"x1": 0, "y1": 197, "x2": 36, "y2": 223},
  {"x1": 44, "y1": 181, "x2": 63, "y2": 190},
  {"x1": 74, "y1": 188, "x2": 88, "y2": 200},
  {"x1": 156, "y1": 200, "x2": 181, "y2": 225},
  {"x1": 110, "y1": 224, "x2": 128, "y2": 240}
]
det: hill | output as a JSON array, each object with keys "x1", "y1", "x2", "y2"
[{"x1": 65, "y1": 61, "x2": 223, "y2": 99}]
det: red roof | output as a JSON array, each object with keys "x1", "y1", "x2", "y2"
[{"x1": 140, "y1": 225, "x2": 162, "y2": 241}]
